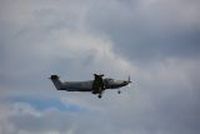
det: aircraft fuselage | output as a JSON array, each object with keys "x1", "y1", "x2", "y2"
[{"x1": 50, "y1": 74, "x2": 131, "y2": 98}]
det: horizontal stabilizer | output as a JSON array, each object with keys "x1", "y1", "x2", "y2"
[
  {"x1": 50, "y1": 75, "x2": 59, "y2": 80},
  {"x1": 49, "y1": 75, "x2": 63, "y2": 90}
]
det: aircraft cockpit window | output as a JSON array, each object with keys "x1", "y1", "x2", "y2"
[{"x1": 106, "y1": 78, "x2": 114, "y2": 82}]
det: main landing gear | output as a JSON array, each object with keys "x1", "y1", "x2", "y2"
[
  {"x1": 118, "y1": 90, "x2": 121, "y2": 94},
  {"x1": 98, "y1": 94, "x2": 102, "y2": 99}
]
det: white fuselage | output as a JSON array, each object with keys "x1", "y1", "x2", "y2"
[
  {"x1": 50, "y1": 75, "x2": 131, "y2": 98},
  {"x1": 51, "y1": 78, "x2": 129, "y2": 91},
  {"x1": 62, "y1": 80, "x2": 93, "y2": 91}
]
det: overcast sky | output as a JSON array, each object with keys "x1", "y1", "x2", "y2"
[{"x1": 0, "y1": 0, "x2": 200, "y2": 134}]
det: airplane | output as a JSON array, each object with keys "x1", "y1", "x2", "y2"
[{"x1": 49, "y1": 74, "x2": 132, "y2": 98}]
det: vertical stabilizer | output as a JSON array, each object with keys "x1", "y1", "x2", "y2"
[{"x1": 49, "y1": 75, "x2": 63, "y2": 90}]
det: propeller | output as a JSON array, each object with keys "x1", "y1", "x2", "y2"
[
  {"x1": 128, "y1": 75, "x2": 132, "y2": 83},
  {"x1": 127, "y1": 75, "x2": 132, "y2": 88}
]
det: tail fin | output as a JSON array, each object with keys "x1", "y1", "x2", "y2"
[{"x1": 49, "y1": 75, "x2": 64, "y2": 90}]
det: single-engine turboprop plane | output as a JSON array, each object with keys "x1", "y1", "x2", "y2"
[{"x1": 50, "y1": 74, "x2": 132, "y2": 98}]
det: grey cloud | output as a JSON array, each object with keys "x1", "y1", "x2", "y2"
[
  {"x1": 86, "y1": 0, "x2": 200, "y2": 62},
  {"x1": 0, "y1": 102, "x2": 116, "y2": 134},
  {"x1": 0, "y1": 0, "x2": 200, "y2": 134},
  {"x1": 10, "y1": 112, "x2": 73, "y2": 133}
]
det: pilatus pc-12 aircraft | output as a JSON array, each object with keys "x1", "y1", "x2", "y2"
[{"x1": 50, "y1": 74, "x2": 132, "y2": 98}]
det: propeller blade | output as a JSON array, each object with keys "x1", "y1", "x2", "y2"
[{"x1": 128, "y1": 75, "x2": 132, "y2": 83}]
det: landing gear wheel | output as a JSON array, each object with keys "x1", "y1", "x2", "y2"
[
  {"x1": 118, "y1": 90, "x2": 121, "y2": 94},
  {"x1": 98, "y1": 94, "x2": 102, "y2": 99}
]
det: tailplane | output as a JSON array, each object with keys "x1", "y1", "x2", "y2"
[{"x1": 49, "y1": 75, "x2": 64, "y2": 90}]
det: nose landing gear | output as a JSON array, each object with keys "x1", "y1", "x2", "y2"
[{"x1": 118, "y1": 90, "x2": 121, "y2": 94}]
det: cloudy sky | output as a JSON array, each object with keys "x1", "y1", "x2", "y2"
[{"x1": 0, "y1": 0, "x2": 200, "y2": 134}]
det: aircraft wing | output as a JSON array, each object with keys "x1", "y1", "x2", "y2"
[{"x1": 92, "y1": 74, "x2": 105, "y2": 94}]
